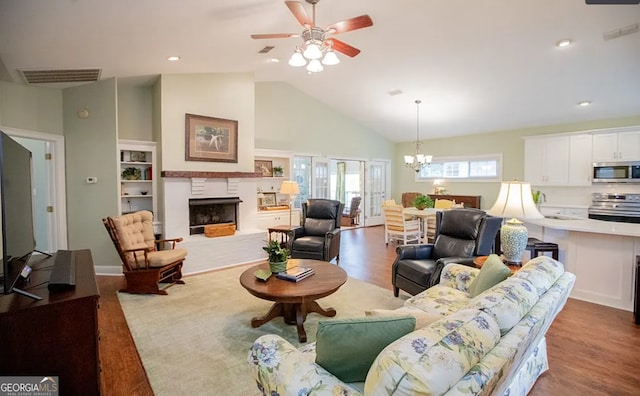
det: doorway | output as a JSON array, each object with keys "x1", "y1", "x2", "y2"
[
  {"x1": 3, "y1": 127, "x2": 67, "y2": 253},
  {"x1": 330, "y1": 159, "x2": 364, "y2": 227}
]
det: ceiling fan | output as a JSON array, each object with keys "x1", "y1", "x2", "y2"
[{"x1": 251, "y1": 0, "x2": 373, "y2": 72}]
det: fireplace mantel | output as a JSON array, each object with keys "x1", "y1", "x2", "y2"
[{"x1": 161, "y1": 171, "x2": 262, "y2": 179}]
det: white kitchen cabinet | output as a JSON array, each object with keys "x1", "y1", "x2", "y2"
[
  {"x1": 524, "y1": 133, "x2": 593, "y2": 186},
  {"x1": 568, "y1": 134, "x2": 593, "y2": 185},
  {"x1": 256, "y1": 209, "x2": 301, "y2": 230},
  {"x1": 524, "y1": 135, "x2": 569, "y2": 186},
  {"x1": 592, "y1": 130, "x2": 640, "y2": 162}
]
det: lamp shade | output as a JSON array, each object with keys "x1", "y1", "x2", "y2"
[
  {"x1": 487, "y1": 181, "x2": 543, "y2": 265},
  {"x1": 303, "y1": 42, "x2": 322, "y2": 60},
  {"x1": 487, "y1": 181, "x2": 544, "y2": 220},
  {"x1": 322, "y1": 50, "x2": 340, "y2": 65},
  {"x1": 288, "y1": 51, "x2": 306, "y2": 67},
  {"x1": 280, "y1": 181, "x2": 300, "y2": 195},
  {"x1": 306, "y1": 59, "x2": 323, "y2": 73}
]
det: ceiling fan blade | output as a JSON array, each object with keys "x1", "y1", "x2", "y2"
[
  {"x1": 328, "y1": 39, "x2": 361, "y2": 57},
  {"x1": 285, "y1": 1, "x2": 314, "y2": 28},
  {"x1": 251, "y1": 33, "x2": 299, "y2": 39},
  {"x1": 326, "y1": 15, "x2": 373, "y2": 34}
]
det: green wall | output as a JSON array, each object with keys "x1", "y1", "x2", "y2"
[
  {"x1": 255, "y1": 82, "x2": 394, "y2": 160},
  {"x1": 117, "y1": 84, "x2": 153, "y2": 141},
  {"x1": 393, "y1": 115, "x2": 640, "y2": 209},
  {"x1": 0, "y1": 80, "x2": 63, "y2": 134},
  {"x1": 62, "y1": 78, "x2": 120, "y2": 268}
]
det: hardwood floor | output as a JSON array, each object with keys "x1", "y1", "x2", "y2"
[{"x1": 97, "y1": 226, "x2": 640, "y2": 395}]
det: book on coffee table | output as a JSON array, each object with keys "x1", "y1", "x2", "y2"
[{"x1": 276, "y1": 266, "x2": 315, "y2": 282}]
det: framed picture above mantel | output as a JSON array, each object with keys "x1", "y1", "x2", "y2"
[{"x1": 185, "y1": 113, "x2": 238, "y2": 163}]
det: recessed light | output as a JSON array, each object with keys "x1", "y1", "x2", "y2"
[
  {"x1": 267, "y1": 58, "x2": 280, "y2": 63},
  {"x1": 556, "y1": 39, "x2": 573, "y2": 48},
  {"x1": 167, "y1": 56, "x2": 180, "y2": 61},
  {"x1": 578, "y1": 101, "x2": 591, "y2": 107}
]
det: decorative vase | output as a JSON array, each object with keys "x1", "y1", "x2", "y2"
[
  {"x1": 269, "y1": 260, "x2": 287, "y2": 274},
  {"x1": 500, "y1": 218, "x2": 528, "y2": 265}
]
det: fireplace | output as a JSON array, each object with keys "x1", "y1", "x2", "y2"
[{"x1": 188, "y1": 197, "x2": 242, "y2": 235}]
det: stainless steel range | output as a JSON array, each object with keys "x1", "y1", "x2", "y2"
[{"x1": 588, "y1": 193, "x2": 640, "y2": 224}]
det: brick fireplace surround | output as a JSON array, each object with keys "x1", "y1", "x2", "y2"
[{"x1": 161, "y1": 171, "x2": 266, "y2": 274}]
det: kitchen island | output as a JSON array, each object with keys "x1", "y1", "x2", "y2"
[{"x1": 525, "y1": 217, "x2": 640, "y2": 312}]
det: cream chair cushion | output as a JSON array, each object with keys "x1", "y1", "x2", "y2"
[{"x1": 110, "y1": 210, "x2": 186, "y2": 269}]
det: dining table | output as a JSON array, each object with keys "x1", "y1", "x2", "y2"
[{"x1": 402, "y1": 207, "x2": 441, "y2": 243}]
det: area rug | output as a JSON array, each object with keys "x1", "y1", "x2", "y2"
[{"x1": 118, "y1": 264, "x2": 406, "y2": 396}]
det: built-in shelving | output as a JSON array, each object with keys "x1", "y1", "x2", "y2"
[{"x1": 118, "y1": 140, "x2": 157, "y2": 216}]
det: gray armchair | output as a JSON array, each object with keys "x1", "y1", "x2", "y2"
[
  {"x1": 392, "y1": 208, "x2": 502, "y2": 296},
  {"x1": 290, "y1": 199, "x2": 344, "y2": 263}
]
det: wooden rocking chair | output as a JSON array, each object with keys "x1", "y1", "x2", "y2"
[{"x1": 103, "y1": 210, "x2": 187, "y2": 295}]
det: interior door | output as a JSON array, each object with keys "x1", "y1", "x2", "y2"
[
  {"x1": 6, "y1": 129, "x2": 67, "y2": 253},
  {"x1": 365, "y1": 160, "x2": 389, "y2": 226}
]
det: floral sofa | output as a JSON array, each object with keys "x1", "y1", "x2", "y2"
[{"x1": 248, "y1": 256, "x2": 576, "y2": 396}]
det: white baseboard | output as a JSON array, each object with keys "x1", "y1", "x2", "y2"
[{"x1": 95, "y1": 266, "x2": 123, "y2": 276}]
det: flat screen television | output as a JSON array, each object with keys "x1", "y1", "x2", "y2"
[{"x1": 0, "y1": 130, "x2": 36, "y2": 297}]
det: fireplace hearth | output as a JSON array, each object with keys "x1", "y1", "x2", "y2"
[{"x1": 188, "y1": 197, "x2": 242, "y2": 235}]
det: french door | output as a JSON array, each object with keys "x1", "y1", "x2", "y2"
[{"x1": 364, "y1": 160, "x2": 390, "y2": 226}]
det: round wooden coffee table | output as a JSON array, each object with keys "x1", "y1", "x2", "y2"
[{"x1": 239, "y1": 258, "x2": 347, "y2": 342}]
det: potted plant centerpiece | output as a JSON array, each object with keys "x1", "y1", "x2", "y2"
[
  {"x1": 263, "y1": 240, "x2": 290, "y2": 273},
  {"x1": 272, "y1": 166, "x2": 284, "y2": 177},
  {"x1": 412, "y1": 194, "x2": 434, "y2": 210}
]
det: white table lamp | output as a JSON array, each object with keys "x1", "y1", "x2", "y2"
[
  {"x1": 487, "y1": 181, "x2": 544, "y2": 265},
  {"x1": 280, "y1": 181, "x2": 300, "y2": 227}
]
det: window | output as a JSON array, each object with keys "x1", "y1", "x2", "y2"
[{"x1": 417, "y1": 154, "x2": 501, "y2": 182}]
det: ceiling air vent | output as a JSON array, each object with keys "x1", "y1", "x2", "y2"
[
  {"x1": 19, "y1": 68, "x2": 101, "y2": 84},
  {"x1": 258, "y1": 46, "x2": 275, "y2": 54},
  {"x1": 603, "y1": 23, "x2": 639, "y2": 41}
]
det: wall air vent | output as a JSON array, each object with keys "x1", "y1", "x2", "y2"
[{"x1": 19, "y1": 68, "x2": 101, "y2": 84}]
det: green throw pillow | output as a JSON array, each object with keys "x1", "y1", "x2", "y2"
[
  {"x1": 468, "y1": 254, "x2": 512, "y2": 297},
  {"x1": 315, "y1": 316, "x2": 416, "y2": 383}
]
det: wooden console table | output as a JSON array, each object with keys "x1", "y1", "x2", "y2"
[
  {"x1": 428, "y1": 194, "x2": 481, "y2": 209},
  {"x1": 0, "y1": 249, "x2": 101, "y2": 395}
]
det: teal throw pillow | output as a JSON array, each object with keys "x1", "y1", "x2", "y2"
[
  {"x1": 468, "y1": 254, "x2": 512, "y2": 297},
  {"x1": 315, "y1": 316, "x2": 416, "y2": 383}
]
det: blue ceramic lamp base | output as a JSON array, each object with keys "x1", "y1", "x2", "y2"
[{"x1": 500, "y1": 218, "x2": 528, "y2": 265}]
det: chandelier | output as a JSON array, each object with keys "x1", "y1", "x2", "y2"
[
  {"x1": 404, "y1": 99, "x2": 432, "y2": 173},
  {"x1": 288, "y1": 28, "x2": 340, "y2": 73}
]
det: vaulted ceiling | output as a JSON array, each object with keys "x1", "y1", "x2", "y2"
[{"x1": 1, "y1": 0, "x2": 639, "y2": 142}]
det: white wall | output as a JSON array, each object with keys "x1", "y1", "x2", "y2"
[
  {"x1": 158, "y1": 73, "x2": 256, "y2": 172},
  {"x1": 156, "y1": 73, "x2": 258, "y2": 237}
]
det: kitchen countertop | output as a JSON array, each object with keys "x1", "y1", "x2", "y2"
[
  {"x1": 526, "y1": 217, "x2": 640, "y2": 238},
  {"x1": 539, "y1": 203, "x2": 589, "y2": 209}
]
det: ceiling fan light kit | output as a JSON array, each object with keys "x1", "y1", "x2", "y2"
[{"x1": 252, "y1": 0, "x2": 373, "y2": 73}]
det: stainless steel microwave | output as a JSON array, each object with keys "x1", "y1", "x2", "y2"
[{"x1": 592, "y1": 161, "x2": 640, "y2": 183}]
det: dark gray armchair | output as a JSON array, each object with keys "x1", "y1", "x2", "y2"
[
  {"x1": 290, "y1": 199, "x2": 344, "y2": 263},
  {"x1": 392, "y1": 208, "x2": 502, "y2": 297}
]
